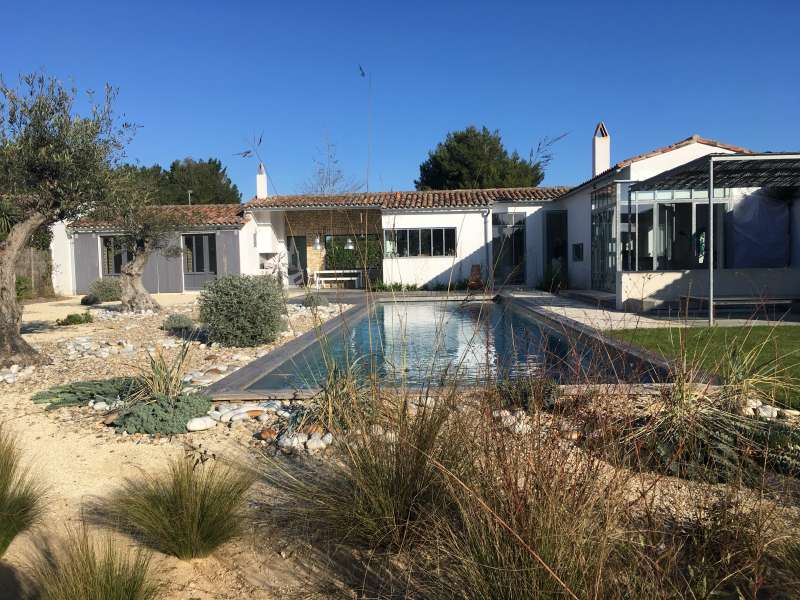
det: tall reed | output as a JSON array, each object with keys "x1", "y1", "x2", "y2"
[{"x1": 0, "y1": 425, "x2": 45, "y2": 557}]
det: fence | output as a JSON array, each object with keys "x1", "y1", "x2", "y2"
[{"x1": 15, "y1": 247, "x2": 54, "y2": 299}]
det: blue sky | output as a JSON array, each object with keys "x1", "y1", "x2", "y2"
[{"x1": 2, "y1": 0, "x2": 799, "y2": 200}]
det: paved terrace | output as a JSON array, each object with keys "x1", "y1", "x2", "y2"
[{"x1": 507, "y1": 290, "x2": 800, "y2": 331}]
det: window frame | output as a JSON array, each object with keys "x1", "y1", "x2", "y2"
[
  {"x1": 183, "y1": 233, "x2": 218, "y2": 274},
  {"x1": 383, "y1": 227, "x2": 457, "y2": 258}
]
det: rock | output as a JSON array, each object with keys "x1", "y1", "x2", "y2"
[
  {"x1": 257, "y1": 428, "x2": 278, "y2": 442},
  {"x1": 511, "y1": 421, "x2": 532, "y2": 435},
  {"x1": 779, "y1": 408, "x2": 800, "y2": 418},
  {"x1": 246, "y1": 409, "x2": 265, "y2": 418},
  {"x1": 756, "y1": 405, "x2": 779, "y2": 419},
  {"x1": 745, "y1": 397, "x2": 763, "y2": 409},
  {"x1": 186, "y1": 416, "x2": 217, "y2": 432},
  {"x1": 276, "y1": 409, "x2": 292, "y2": 419},
  {"x1": 103, "y1": 411, "x2": 119, "y2": 425},
  {"x1": 305, "y1": 437, "x2": 326, "y2": 453},
  {"x1": 501, "y1": 415, "x2": 517, "y2": 428},
  {"x1": 322, "y1": 432, "x2": 333, "y2": 445},
  {"x1": 9, "y1": 364, "x2": 19, "y2": 374},
  {"x1": 93, "y1": 401, "x2": 110, "y2": 411},
  {"x1": 204, "y1": 368, "x2": 226, "y2": 376},
  {"x1": 207, "y1": 410, "x2": 223, "y2": 421}
]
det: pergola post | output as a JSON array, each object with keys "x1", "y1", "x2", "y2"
[{"x1": 708, "y1": 157, "x2": 715, "y2": 326}]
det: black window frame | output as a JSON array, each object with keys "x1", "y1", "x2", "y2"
[
  {"x1": 184, "y1": 233, "x2": 218, "y2": 274},
  {"x1": 383, "y1": 227, "x2": 457, "y2": 257}
]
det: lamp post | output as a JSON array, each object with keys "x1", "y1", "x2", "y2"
[{"x1": 708, "y1": 158, "x2": 714, "y2": 326}]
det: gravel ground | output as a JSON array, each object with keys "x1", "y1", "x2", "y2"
[{"x1": 0, "y1": 297, "x2": 350, "y2": 600}]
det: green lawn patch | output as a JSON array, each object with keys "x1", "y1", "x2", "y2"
[{"x1": 607, "y1": 325, "x2": 800, "y2": 409}]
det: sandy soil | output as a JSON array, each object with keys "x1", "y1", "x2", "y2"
[{"x1": 1, "y1": 296, "x2": 345, "y2": 599}]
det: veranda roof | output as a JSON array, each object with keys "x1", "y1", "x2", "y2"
[{"x1": 631, "y1": 153, "x2": 800, "y2": 191}]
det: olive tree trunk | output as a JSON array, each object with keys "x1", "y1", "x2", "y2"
[
  {"x1": 0, "y1": 213, "x2": 48, "y2": 367},
  {"x1": 119, "y1": 246, "x2": 161, "y2": 313}
]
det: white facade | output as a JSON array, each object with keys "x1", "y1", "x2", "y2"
[
  {"x1": 50, "y1": 220, "x2": 75, "y2": 296},
  {"x1": 381, "y1": 210, "x2": 490, "y2": 288}
]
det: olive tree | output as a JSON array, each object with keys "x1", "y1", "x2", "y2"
[
  {"x1": 0, "y1": 73, "x2": 129, "y2": 366},
  {"x1": 93, "y1": 166, "x2": 183, "y2": 312}
]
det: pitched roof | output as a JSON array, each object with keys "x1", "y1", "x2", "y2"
[
  {"x1": 245, "y1": 186, "x2": 571, "y2": 210},
  {"x1": 567, "y1": 134, "x2": 754, "y2": 195},
  {"x1": 71, "y1": 204, "x2": 246, "y2": 230}
]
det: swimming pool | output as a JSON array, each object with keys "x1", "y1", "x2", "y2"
[{"x1": 240, "y1": 299, "x2": 596, "y2": 394}]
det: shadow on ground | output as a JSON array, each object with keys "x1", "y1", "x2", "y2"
[
  {"x1": 21, "y1": 320, "x2": 54, "y2": 334},
  {"x1": 0, "y1": 562, "x2": 27, "y2": 600}
]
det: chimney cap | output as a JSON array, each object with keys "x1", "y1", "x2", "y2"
[{"x1": 594, "y1": 122, "x2": 609, "y2": 137}]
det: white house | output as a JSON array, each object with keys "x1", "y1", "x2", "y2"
[{"x1": 52, "y1": 123, "x2": 800, "y2": 312}]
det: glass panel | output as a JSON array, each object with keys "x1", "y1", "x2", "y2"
[
  {"x1": 656, "y1": 190, "x2": 673, "y2": 200},
  {"x1": 444, "y1": 229, "x2": 456, "y2": 256},
  {"x1": 674, "y1": 190, "x2": 691, "y2": 199},
  {"x1": 383, "y1": 230, "x2": 396, "y2": 256},
  {"x1": 695, "y1": 204, "x2": 726, "y2": 269},
  {"x1": 656, "y1": 203, "x2": 693, "y2": 269},
  {"x1": 420, "y1": 229, "x2": 432, "y2": 256},
  {"x1": 195, "y1": 236, "x2": 205, "y2": 273},
  {"x1": 207, "y1": 234, "x2": 217, "y2": 273},
  {"x1": 636, "y1": 204, "x2": 654, "y2": 270},
  {"x1": 619, "y1": 202, "x2": 635, "y2": 271},
  {"x1": 432, "y1": 229, "x2": 444, "y2": 256},
  {"x1": 184, "y1": 236, "x2": 194, "y2": 273},
  {"x1": 397, "y1": 229, "x2": 409, "y2": 257},
  {"x1": 408, "y1": 229, "x2": 420, "y2": 256}
]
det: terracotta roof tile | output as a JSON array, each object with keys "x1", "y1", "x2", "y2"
[
  {"x1": 72, "y1": 204, "x2": 246, "y2": 229},
  {"x1": 566, "y1": 134, "x2": 754, "y2": 195},
  {"x1": 246, "y1": 186, "x2": 570, "y2": 210}
]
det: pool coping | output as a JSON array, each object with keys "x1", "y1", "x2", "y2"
[
  {"x1": 206, "y1": 293, "x2": 499, "y2": 401},
  {"x1": 506, "y1": 294, "x2": 717, "y2": 383}
]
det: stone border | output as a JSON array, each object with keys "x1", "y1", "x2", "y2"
[{"x1": 506, "y1": 294, "x2": 717, "y2": 384}]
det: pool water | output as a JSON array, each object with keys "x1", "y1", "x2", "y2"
[{"x1": 248, "y1": 300, "x2": 593, "y2": 392}]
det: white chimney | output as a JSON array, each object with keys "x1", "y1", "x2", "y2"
[
  {"x1": 592, "y1": 122, "x2": 610, "y2": 177},
  {"x1": 256, "y1": 163, "x2": 268, "y2": 199}
]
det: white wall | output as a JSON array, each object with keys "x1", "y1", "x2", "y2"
[
  {"x1": 247, "y1": 209, "x2": 288, "y2": 283},
  {"x1": 492, "y1": 203, "x2": 549, "y2": 287},
  {"x1": 618, "y1": 268, "x2": 800, "y2": 310},
  {"x1": 381, "y1": 210, "x2": 489, "y2": 287},
  {"x1": 628, "y1": 141, "x2": 736, "y2": 180},
  {"x1": 554, "y1": 189, "x2": 592, "y2": 289},
  {"x1": 49, "y1": 220, "x2": 75, "y2": 296},
  {"x1": 237, "y1": 215, "x2": 260, "y2": 275}
]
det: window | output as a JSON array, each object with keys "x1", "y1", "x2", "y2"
[
  {"x1": 184, "y1": 234, "x2": 217, "y2": 274},
  {"x1": 572, "y1": 243, "x2": 584, "y2": 262},
  {"x1": 383, "y1": 228, "x2": 457, "y2": 257},
  {"x1": 101, "y1": 236, "x2": 128, "y2": 275}
]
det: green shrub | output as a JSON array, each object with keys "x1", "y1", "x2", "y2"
[
  {"x1": 373, "y1": 281, "x2": 419, "y2": 292},
  {"x1": 56, "y1": 311, "x2": 94, "y2": 326},
  {"x1": 162, "y1": 313, "x2": 194, "y2": 334},
  {"x1": 15, "y1": 275, "x2": 33, "y2": 300},
  {"x1": 81, "y1": 293, "x2": 100, "y2": 306},
  {"x1": 302, "y1": 293, "x2": 330, "y2": 308},
  {"x1": 88, "y1": 277, "x2": 121, "y2": 302},
  {"x1": 199, "y1": 274, "x2": 285, "y2": 347},
  {"x1": 28, "y1": 527, "x2": 159, "y2": 600},
  {"x1": 32, "y1": 377, "x2": 141, "y2": 411},
  {"x1": 105, "y1": 457, "x2": 254, "y2": 559},
  {"x1": 0, "y1": 426, "x2": 46, "y2": 557},
  {"x1": 114, "y1": 393, "x2": 211, "y2": 435}
]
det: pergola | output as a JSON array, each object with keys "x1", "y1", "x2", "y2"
[{"x1": 631, "y1": 152, "x2": 800, "y2": 325}]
